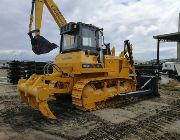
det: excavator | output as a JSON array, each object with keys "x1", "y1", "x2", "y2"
[{"x1": 17, "y1": 0, "x2": 159, "y2": 119}]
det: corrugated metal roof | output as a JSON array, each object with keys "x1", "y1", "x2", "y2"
[{"x1": 153, "y1": 32, "x2": 180, "y2": 42}]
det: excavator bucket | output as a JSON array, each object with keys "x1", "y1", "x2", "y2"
[
  {"x1": 17, "y1": 75, "x2": 56, "y2": 119},
  {"x1": 30, "y1": 35, "x2": 58, "y2": 55}
]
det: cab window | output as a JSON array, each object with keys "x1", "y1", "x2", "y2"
[{"x1": 82, "y1": 28, "x2": 96, "y2": 47}]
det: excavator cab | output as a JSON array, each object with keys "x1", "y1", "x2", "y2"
[{"x1": 60, "y1": 22, "x2": 104, "y2": 56}]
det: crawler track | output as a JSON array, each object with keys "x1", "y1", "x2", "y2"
[{"x1": 72, "y1": 79, "x2": 135, "y2": 111}]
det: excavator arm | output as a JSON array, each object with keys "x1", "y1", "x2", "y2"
[{"x1": 28, "y1": 0, "x2": 67, "y2": 55}]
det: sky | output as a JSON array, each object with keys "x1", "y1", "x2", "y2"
[{"x1": 0, "y1": 0, "x2": 179, "y2": 61}]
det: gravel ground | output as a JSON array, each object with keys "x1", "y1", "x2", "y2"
[{"x1": 0, "y1": 69, "x2": 180, "y2": 140}]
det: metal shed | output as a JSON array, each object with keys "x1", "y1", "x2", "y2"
[{"x1": 153, "y1": 32, "x2": 180, "y2": 65}]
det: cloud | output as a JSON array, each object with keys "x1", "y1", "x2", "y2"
[{"x1": 0, "y1": 0, "x2": 179, "y2": 61}]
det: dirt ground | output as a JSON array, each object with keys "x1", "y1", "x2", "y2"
[{"x1": 0, "y1": 69, "x2": 180, "y2": 140}]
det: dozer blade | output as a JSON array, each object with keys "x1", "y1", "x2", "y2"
[
  {"x1": 31, "y1": 35, "x2": 58, "y2": 55},
  {"x1": 17, "y1": 75, "x2": 57, "y2": 119}
]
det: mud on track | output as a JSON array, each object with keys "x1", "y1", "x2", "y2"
[{"x1": 0, "y1": 69, "x2": 180, "y2": 140}]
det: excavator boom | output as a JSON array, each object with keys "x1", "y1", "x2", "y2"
[{"x1": 28, "y1": 0, "x2": 67, "y2": 55}]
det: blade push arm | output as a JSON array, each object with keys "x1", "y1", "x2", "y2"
[{"x1": 28, "y1": 0, "x2": 67, "y2": 55}]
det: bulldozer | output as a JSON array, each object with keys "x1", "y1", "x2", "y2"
[{"x1": 17, "y1": 0, "x2": 159, "y2": 119}]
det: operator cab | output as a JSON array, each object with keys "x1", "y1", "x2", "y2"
[{"x1": 60, "y1": 22, "x2": 105, "y2": 55}]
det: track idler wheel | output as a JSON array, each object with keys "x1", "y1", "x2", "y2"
[{"x1": 82, "y1": 85, "x2": 96, "y2": 110}]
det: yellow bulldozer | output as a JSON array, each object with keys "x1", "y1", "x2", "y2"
[{"x1": 17, "y1": 0, "x2": 159, "y2": 119}]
